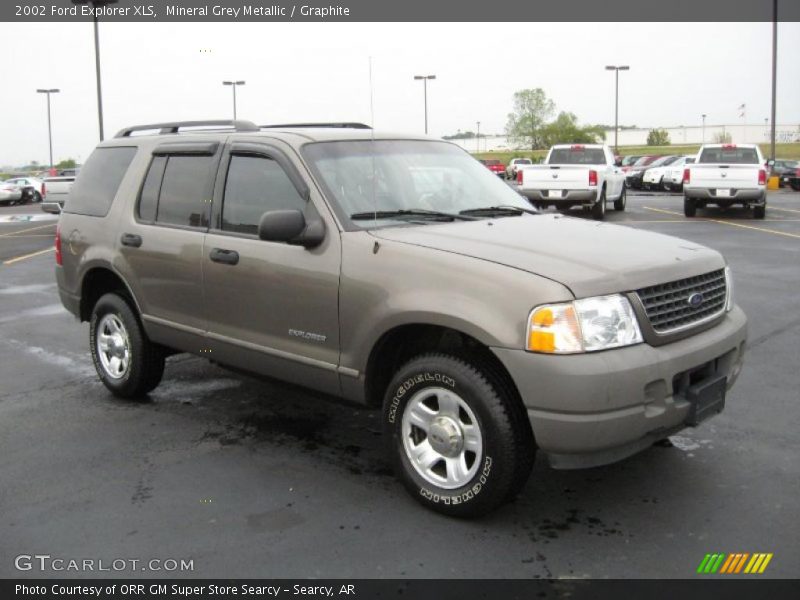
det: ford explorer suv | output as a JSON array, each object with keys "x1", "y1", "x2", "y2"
[
  {"x1": 55, "y1": 120, "x2": 748, "y2": 517},
  {"x1": 518, "y1": 144, "x2": 626, "y2": 219},
  {"x1": 683, "y1": 144, "x2": 767, "y2": 219}
]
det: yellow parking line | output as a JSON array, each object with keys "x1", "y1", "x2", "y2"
[
  {"x1": 643, "y1": 206, "x2": 800, "y2": 240},
  {"x1": 0, "y1": 223, "x2": 56, "y2": 237},
  {"x1": 2, "y1": 247, "x2": 55, "y2": 265}
]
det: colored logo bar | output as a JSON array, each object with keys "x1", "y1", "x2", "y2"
[{"x1": 697, "y1": 553, "x2": 773, "y2": 574}]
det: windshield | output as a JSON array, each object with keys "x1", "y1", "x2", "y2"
[
  {"x1": 621, "y1": 155, "x2": 641, "y2": 166},
  {"x1": 303, "y1": 140, "x2": 532, "y2": 229}
]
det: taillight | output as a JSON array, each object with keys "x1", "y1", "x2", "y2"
[
  {"x1": 517, "y1": 169, "x2": 523, "y2": 184},
  {"x1": 41, "y1": 182, "x2": 46, "y2": 199},
  {"x1": 758, "y1": 169, "x2": 766, "y2": 185},
  {"x1": 683, "y1": 168, "x2": 691, "y2": 184},
  {"x1": 55, "y1": 224, "x2": 62, "y2": 266},
  {"x1": 588, "y1": 170, "x2": 598, "y2": 186},
  {"x1": 723, "y1": 144, "x2": 737, "y2": 150},
  {"x1": 796, "y1": 168, "x2": 800, "y2": 178}
]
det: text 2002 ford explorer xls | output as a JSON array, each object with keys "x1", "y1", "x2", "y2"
[{"x1": 55, "y1": 121, "x2": 747, "y2": 517}]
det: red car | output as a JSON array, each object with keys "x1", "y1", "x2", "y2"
[{"x1": 479, "y1": 158, "x2": 506, "y2": 177}]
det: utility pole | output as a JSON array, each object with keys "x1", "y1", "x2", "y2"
[
  {"x1": 605, "y1": 65, "x2": 630, "y2": 154},
  {"x1": 413, "y1": 75, "x2": 436, "y2": 134}
]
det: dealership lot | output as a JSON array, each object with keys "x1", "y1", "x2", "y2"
[{"x1": 1, "y1": 191, "x2": 798, "y2": 578}]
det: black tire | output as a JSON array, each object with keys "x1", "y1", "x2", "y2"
[
  {"x1": 591, "y1": 188, "x2": 606, "y2": 220},
  {"x1": 383, "y1": 353, "x2": 535, "y2": 518},
  {"x1": 33, "y1": 191, "x2": 42, "y2": 203},
  {"x1": 684, "y1": 196, "x2": 697, "y2": 217},
  {"x1": 89, "y1": 293, "x2": 165, "y2": 398},
  {"x1": 753, "y1": 203, "x2": 766, "y2": 219},
  {"x1": 614, "y1": 185, "x2": 627, "y2": 211},
  {"x1": 790, "y1": 180, "x2": 800, "y2": 192}
]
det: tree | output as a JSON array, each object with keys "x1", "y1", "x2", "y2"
[
  {"x1": 541, "y1": 112, "x2": 606, "y2": 147},
  {"x1": 647, "y1": 128, "x2": 671, "y2": 146},
  {"x1": 55, "y1": 158, "x2": 77, "y2": 169},
  {"x1": 712, "y1": 131, "x2": 732, "y2": 143},
  {"x1": 505, "y1": 88, "x2": 555, "y2": 150}
]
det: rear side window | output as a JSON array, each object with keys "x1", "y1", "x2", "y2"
[
  {"x1": 699, "y1": 147, "x2": 759, "y2": 164},
  {"x1": 65, "y1": 147, "x2": 136, "y2": 216},
  {"x1": 548, "y1": 148, "x2": 607, "y2": 165},
  {"x1": 221, "y1": 155, "x2": 306, "y2": 235},
  {"x1": 155, "y1": 156, "x2": 215, "y2": 228}
]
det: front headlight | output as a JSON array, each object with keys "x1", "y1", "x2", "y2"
[
  {"x1": 725, "y1": 266, "x2": 734, "y2": 312},
  {"x1": 527, "y1": 294, "x2": 643, "y2": 354}
]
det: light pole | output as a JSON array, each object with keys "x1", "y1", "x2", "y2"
[
  {"x1": 605, "y1": 65, "x2": 630, "y2": 154},
  {"x1": 72, "y1": 0, "x2": 117, "y2": 141},
  {"x1": 222, "y1": 80, "x2": 245, "y2": 120},
  {"x1": 769, "y1": 0, "x2": 777, "y2": 162},
  {"x1": 476, "y1": 121, "x2": 481, "y2": 153},
  {"x1": 37, "y1": 89, "x2": 60, "y2": 169},
  {"x1": 413, "y1": 75, "x2": 436, "y2": 134},
  {"x1": 702, "y1": 114, "x2": 707, "y2": 143}
]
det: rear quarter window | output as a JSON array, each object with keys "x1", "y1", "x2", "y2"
[{"x1": 65, "y1": 147, "x2": 137, "y2": 217}]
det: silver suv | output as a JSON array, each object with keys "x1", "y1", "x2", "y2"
[{"x1": 55, "y1": 120, "x2": 747, "y2": 517}]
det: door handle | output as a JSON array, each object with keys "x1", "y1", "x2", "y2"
[
  {"x1": 209, "y1": 248, "x2": 239, "y2": 265},
  {"x1": 120, "y1": 233, "x2": 142, "y2": 248}
]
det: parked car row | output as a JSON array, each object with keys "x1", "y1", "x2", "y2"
[{"x1": 0, "y1": 176, "x2": 44, "y2": 205}]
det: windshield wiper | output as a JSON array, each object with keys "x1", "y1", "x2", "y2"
[
  {"x1": 350, "y1": 209, "x2": 478, "y2": 222},
  {"x1": 459, "y1": 205, "x2": 540, "y2": 217}
]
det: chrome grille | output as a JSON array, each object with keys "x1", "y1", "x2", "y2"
[{"x1": 636, "y1": 269, "x2": 727, "y2": 334}]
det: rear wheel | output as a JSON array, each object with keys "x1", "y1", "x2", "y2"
[
  {"x1": 383, "y1": 353, "x2": 534, "y2": 518},
  {"x1": 753, "y1": 202, "x2": 766, "y2": 219},
  {"x1": 90, "y1": 293, "x2": 165, "y2": 398},
  {"x1": 614, "y1": 185, "x2": 627, "y2": 211},
  {"x1": 684, "y1": 196, "x2": 697, "y2": 217},
  {"x1": 591, "y1": 189, "x2": 607, "y2": 220}
]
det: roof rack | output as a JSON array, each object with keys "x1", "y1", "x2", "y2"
[
  {"x1": 114, "y1": 120, "x2": 260, "y2": 138},
  {"x1": 260, "y1": 122, "x2": 372, "y2": 130}
]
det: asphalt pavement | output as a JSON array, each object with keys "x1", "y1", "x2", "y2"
[{"x1": 1, "y1": 192, "x2": 798, "y2": 579}]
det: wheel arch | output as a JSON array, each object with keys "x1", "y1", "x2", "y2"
[{"x1": 79, "y1": 265, "x2": 143, "y2": 322}]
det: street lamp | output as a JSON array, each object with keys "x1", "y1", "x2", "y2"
[
  {"x1": 222, "y1": 80, "x2": 246, "y2": 120},
  {"x1": 476, "y1": 121, "x2": 481, "y2": 153},
  {"x1": 605, "y1": 65, "x2": 630, "y2": 154},
  {"x1": 36, "y1": 89, "x2": 60, "y2": 170},
  {"x1": 702, "y1": 114, "x2": 707, "y2": 143},
  {"x1": 413, "y1": 75, "x2": 436, "y2": 134},
  {"x1": 72, "y1": 0, "x2": 117, "y2": 141}
]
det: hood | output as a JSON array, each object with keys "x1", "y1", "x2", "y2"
[{"x1": 370, "y1": 214, "x2": 724, "y2": 298}]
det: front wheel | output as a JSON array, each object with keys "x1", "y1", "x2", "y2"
[
  {"x1": 90, "y1": 293, "x2": 165, "y2": 398},
  {"x1": 33, "y1": 191, "x2": 42, "y2": 203},
  {"x1": 383, "y1": 353, "x2": 534, "y2": 518},
  {"x1": 614, "y1": 185, "x2": 627, "y2": 211}
]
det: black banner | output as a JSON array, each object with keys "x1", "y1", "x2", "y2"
[
  {"x1": 3, "y1": 0, "x2": 800, "y2": 22},
  {"x1": 4, "y1": 580, "x2": 800, "y2": 600}
]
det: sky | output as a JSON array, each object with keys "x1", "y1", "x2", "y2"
[{"x1": 1, "y1": 21, "x2": 799, "y2": 166}]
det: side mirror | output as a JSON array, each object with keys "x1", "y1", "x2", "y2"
[{"x1": 258, "y1": 209, "x2": 325, "y2": 248}]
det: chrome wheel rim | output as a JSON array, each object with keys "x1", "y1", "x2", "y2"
[
  {"x1": 96, "y1": 314, "x2": 131, "y2": 379},
  {"x1": 401, "y1": 387, "x2": 483, "y2": 489}
]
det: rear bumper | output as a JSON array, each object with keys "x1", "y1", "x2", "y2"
[
  {"x1": 56, "y1": 266, "x2": 81, "y2": 319},
  {"x1": 523, "y1": 189, "x2": 599, "y2": 203},
  {"x1": 685, "y1": 187, "x2": 766, "y2": 204},
  {"x1": 492, "y1": 306, "x2": 747, "y2": 469}
]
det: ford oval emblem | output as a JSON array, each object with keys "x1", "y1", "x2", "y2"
[{"x1": 687, "y1": 292, "x2": 704, "y2": 307}]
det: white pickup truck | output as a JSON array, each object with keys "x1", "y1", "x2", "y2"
[
  {"x1": 518, "y1": 144, "x2": 626, "y2": 220},
  {"x1": 683, "y1": 144, "x2": 767, "y2": 219},
  {"x1": 40, "y1": 169, "x2": 78, "y2": 214}
]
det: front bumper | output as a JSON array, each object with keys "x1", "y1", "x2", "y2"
[
  {"x1": 492, "y1": 305, "x2": 747, "y2": 469},
  {"x1": 523, "y1": 189, "x2": 598, "y2": 203},
  {"x1": 41, "y1": 201, "x2": 63, "y2": 214},
  {"x1": 685, "y1": 187, "x2": 766, "y2": 204}
]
